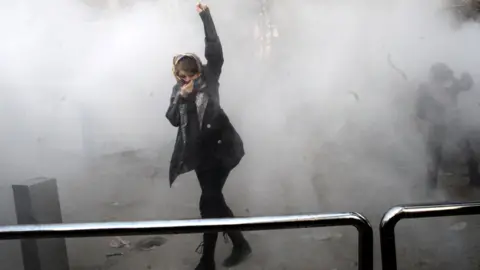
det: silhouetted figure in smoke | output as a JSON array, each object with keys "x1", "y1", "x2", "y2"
[
  {"x1": 165, "y1": 3, "x2": 251, "y2": 270},
  {"x1": 415, "y1": 62, "x2": 480, "y2": 188}
]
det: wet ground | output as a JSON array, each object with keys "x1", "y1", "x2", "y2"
[{"x1": 1, "y1": 148, "x2": 480, "y2": 270}]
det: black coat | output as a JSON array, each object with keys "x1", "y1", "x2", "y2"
[{"x1": 165, "y1": 9, "x2": 245, "y2": 186}]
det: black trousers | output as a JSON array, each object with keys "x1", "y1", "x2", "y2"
[
  {"x1": 195, "y1": 163, "x2": 245, "y2": 260},
  {"x1": 426, "y1": 126, "x2": 479, "y2": 187},
  {"x1": 196, "y1": 163, "x2": 234, "y2": 219}
]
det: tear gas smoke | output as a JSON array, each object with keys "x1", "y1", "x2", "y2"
[{"x1": 0, "y1": 0, "x2": 479, "y2": 269}]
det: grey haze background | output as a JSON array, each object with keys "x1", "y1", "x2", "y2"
[{"x1": 0, "y1": 0, "x2": 480, "y2": 269}]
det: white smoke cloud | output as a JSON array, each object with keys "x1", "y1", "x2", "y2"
[{"x1": 0, "y1": 0, "x2": 479, "y2": 268}]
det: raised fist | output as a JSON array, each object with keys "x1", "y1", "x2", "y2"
[{"x1": 196, "y1": 2, "x2": 208, "y2": 13}]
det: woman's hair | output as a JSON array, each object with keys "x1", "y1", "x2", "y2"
[{"x1": 175, "y1": 56, "x2": 200, "y2": 75}]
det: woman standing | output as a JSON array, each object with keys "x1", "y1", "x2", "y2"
[{"x1": 165, "y1": 3, "x2": 252, "y2": 270}]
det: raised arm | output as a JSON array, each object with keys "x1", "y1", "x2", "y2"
[
  {"x1": 165, "y1": 86, "x2": 182, "y2": 127},
  {"x1": 198, "y1": 4, "x2": 224, "y2": 79}
]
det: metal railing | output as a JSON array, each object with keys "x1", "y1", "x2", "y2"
[
  {"x1": 380, "y1": 201, "x2": 480, "y2": 270},
  {"x1": 0, "y1": 213, "x2": 374, "y2": 270}
]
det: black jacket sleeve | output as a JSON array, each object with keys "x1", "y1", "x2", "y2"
[
  {"x1": 199, "y1": 8, "x2": 224, "y2": 79},
  {"x1": 166, "y1": 86, "x2": 182, "y2": 127}
]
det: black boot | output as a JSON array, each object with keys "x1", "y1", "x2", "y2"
[
  {"x1": 195, "y1": 258, "x2": 215, "y2": 270},
  {"x1": 222, "y1": 232, "x2": 252, "y2": 267},
  {"x1": 195, "y1": 233, "x2": 217, "y2": 270}
]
